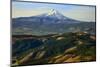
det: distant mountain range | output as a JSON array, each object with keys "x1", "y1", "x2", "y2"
[{"x1": 12, "y1": 9, "x2": 96, "y2": 35}]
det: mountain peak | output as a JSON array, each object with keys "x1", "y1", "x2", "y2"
[
  {"x1": 36, "y1": 9, "x2": 78, "y2": 21},
  {"x1": 47, "y1": 9, "x2": 58, "y2": 16},
  {"x1": 42, "y1": 9, "x2": 68, "y2": 20}
]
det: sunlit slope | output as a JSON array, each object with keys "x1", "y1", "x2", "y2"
[{"x1": 12, "y1": 32, "x2": 96, "y2": 66}]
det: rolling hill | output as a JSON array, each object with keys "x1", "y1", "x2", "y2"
[{"x1": 12, "y1": 32, "x2": 96, "y2": 66}]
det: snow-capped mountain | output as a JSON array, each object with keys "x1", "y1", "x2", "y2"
[
  {"x1": 13, "y1": 9, "x2": 80, "y2": 23},
  {"x1": 37, "y1": 9, "x2": 67, "y2": 20},
  {"x1": 12, "y1": 9, "x2": 95, "y2": 35}
]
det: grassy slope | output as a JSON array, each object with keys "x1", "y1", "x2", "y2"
[{"x1": 12, "y1": 32, "x2": 96, "y2": 66}]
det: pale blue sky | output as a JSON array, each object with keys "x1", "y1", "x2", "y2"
[{"x1": 12, "y1": 1, "x2": 96, "y2": 22}]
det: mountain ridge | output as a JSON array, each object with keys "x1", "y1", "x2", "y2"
[{"x1": 12, "y1": 9, "x2": 95, "y2": 35}]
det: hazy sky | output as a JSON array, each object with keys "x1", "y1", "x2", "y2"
[{"x1": 12, "y1": 1, "x2": 96, "y2": 22}]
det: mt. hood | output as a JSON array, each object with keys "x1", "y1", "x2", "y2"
[{"x1": 12, "y1": 9, "x2": 95, "y2": 35}]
